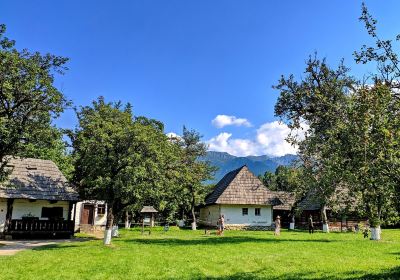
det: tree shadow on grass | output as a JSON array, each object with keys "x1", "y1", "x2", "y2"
[
  {"x1": 180, "y1": 266, "x2": 400, "y2": 280},
  {"x1": 123, "y1": 236, "x2": 336, "y2": 246},
  {"x1": 32, "y1": 244, "x2": 82, "y2": 251},
  {"x1": 31, "y1": 237, "x2": 98, "y2": 251}
]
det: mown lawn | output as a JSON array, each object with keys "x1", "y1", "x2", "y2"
[{"x1": 1, "y1": 228, "x2": 400, "y2": 280}]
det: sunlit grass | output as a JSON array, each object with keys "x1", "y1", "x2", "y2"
[{"x1": 0, "y1": 227, "x2": 399, "y2": 279}]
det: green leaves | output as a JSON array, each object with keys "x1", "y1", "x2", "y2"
[
  {"x1": 0, "y1": 24, "x2": 69, "y2": 181},
  {"x1": 71, "y1": 98, "x2": 190, "y2": 222}
]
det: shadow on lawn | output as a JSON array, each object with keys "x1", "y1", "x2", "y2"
[
  {"x1": 32, "y1": 237, "x2": 98, "y2": 251},
  {"x1": 182, "y1": 266, "x2": 400, "y2": 280},
  {"x1": 125, "y1": 236, "x2": 335, "y2": 246},
  {"x1": 32, "y1": 244, "x2": 81, "y2": 251}
]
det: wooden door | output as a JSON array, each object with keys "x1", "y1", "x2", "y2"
[{"x1": 81, "y1": 205, "x2": 94, "y2": 225}]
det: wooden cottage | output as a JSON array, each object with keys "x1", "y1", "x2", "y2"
[
  {"x1": 200, "y1": 165, "x2": 282, "y2": 230},
  {"x1": 297, "y1": 189, "x2": 366, "y2": 231},
  {"x1": 74, "y1": 200, "x2": 107, "y2": 233},
  {"x1": 0, "y1": 157, "x2": 79, "y2": 239}
]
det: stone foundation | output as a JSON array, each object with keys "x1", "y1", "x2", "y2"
[
  {"x1": 224, "y1": 224, "x2": 273, "y2": 231},
  {"x1": 78, "y1": 224, "x2": 105, "y2": 233}
]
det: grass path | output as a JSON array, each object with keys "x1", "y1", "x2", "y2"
[{"x1": 0, "y1": 228, "x2": 399, "y2": 279}]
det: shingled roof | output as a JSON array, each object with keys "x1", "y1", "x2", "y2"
[
  {"x1": 204, "y1": 165, "x2": 280, "y2": 206},
  {"x1": 140, "y1": 206, "x2": 158, "y2": 213},
  {"x1": 297, "y1": 190, "x2": 322, "y2": 211},
  {"x1": 273, "y1": 191, "x2": 296, "y2": 210},
  {"x1": 0, "y1": 157, "x2": 79, "y2": 201}
]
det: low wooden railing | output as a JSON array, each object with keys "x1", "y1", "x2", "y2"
[{"x1": 9, "y1": 219, "x2": 73, "y2": 233}]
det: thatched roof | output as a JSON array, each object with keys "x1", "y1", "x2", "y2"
[
  {"x1": 205, "y1": 165, "x2": 280, "y2": 206},
  {"x1": 140, "y1": 206, "x2": 158, "y2": 213},
  {"x1": 0, "y1": 157, "x2": 79, "y2": 201}
]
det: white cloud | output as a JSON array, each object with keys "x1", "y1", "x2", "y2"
[
  {"x1": 255, "y1": 121, "x2": 299, "y2": 156},
  {"x1": 206, "y1": 121, "x2": 308, "y2": 157},
  {"x1": 166, "y1": 132, "x2": 182, "y2": 142},
  {"x1": 207, "y1": 132, "x2": 258, "y2": 157},
  {"x1": 211, "y1": 115, "x2": 252, "y2": 128}
]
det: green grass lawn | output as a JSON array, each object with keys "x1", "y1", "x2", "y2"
[{"x1": 1, "y1": 228, "x2": 400, "y2": 280}]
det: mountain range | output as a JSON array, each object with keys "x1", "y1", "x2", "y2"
[{"x1": 202, "y1": 151, "x2": 298, "y2": 183}]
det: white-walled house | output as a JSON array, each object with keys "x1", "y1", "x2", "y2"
[
  {"x1": 74, "y1": 200, "x2": 107, "y2": 232},
  {"x1": 0, "y1": 157, "x2": 79, "y2": 239},
  {"x1": 200, "y1": 165, "x2": 281, "y2": 230}
]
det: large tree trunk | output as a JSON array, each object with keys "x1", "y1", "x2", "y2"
[
  {"x1": 124, "y1": 210, "x2": 131, "y2": 229},
  {"x1": 191, "y1": 206, "x2": 197, "y2": 230},
  {"x1": 321, "y1": 206, "x2": 329, "y2": 233},
  {"x1": 370, "y1": 207, "x2": 382, "y2": 240},
  {"x1": 191, "y1": 190, "x2": 197, "y2": 230},
  {"x1": 104, "y1": 205, "x2": 114, "y2": 245},
  {"x1": 370, "y1": 225, "x2": 381, "y2": 240}
]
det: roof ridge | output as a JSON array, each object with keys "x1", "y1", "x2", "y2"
[{"x1": 204, "y1": 164, "x2": 278, "y2": 206}]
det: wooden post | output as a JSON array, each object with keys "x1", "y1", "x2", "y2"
[
  {"x1": 4, "y1": 198, "x2": 14, "y2": 233},
  {"x1": 68, "y1": 201, "x2": 73, "y2": 220},
  {"x1": 72, "y1": 202, "x2": 77, "y2": 234}
]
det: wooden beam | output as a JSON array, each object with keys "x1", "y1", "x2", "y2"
[
  {"x1": 4, "y1": 198, "x2": 14, "y2": 233},
  {"x1": 71, "y1": 202, "x2": 77, "y2": 234},
  {"x1": 68, "y1": 201, "x2": 73, "y2": 221}
]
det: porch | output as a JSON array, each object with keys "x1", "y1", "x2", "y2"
[{"x1": 6, "y1": 219, "x2": 74, "y2": 238}]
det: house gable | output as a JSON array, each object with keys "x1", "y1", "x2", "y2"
[{"x1": 205, "y1": 165, "x2": 278, "y2": 206}]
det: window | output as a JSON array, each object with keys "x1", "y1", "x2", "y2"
[
  {"x1": 41, "y1": 207, "x2": 63, "y2": 220},
  {"x1": 255, "y1": 208, "x2": 261, "y2": 216},
  {"x1": 242, "y1": 208, "x2": 248, "y2": 216},
  {"x1": 97, "y1": 204, "x2": 106, "y2": 216}
]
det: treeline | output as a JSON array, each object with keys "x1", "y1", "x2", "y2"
[{"x1": 0, "y1": 24, "x2": 216, "y2": 244}]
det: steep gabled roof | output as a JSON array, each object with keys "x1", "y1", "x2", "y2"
[
  {"x1": 205, "y1": 165, "x2": 279, "y2": 205},
  {"x1": 0, "y1": 157, "x2": 79, "y2": 201}
]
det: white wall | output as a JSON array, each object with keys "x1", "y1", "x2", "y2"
[
  {"x1": 74, "y1": 201, "x2": 107, "y2": 227},
  {"x1": 12, "y1": 199, "x2": 70, "y2": 220},
  {"x1": 0, "y1": 198, "x2": 7, "y2": 233},
  {"x1": 199, "y1": 205, "x2": 220, "y2": 226},
  {"x1": 220, "y1": 204, "x2": 272, "y2": 226}
]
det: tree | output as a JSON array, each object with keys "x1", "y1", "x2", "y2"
[
  {"x1": 341, "y1": 4, "x2": 400, "y2": 240},
  {"x1": 0, "y1": 24, "x2": 68, "y2": 181},
  {"x1": 274, "y1": 4, "x2": 400, "y2": 239},
  {"x1": 341, "y1": 84, "x2": 400, "y2": 239},
  {"x1": 71, "y1": 97, "x2": 182, "y2": 244},
  {"x1": 259, "y1": 170, "x2": 276, "y2": 190},
  {"x1": 354, "y1": 3, "x2": 400, "y2": 90},
  {"x1": 178, "y1": 127, "x2": 216, "y2": 230},
  {"x1": 259, "y1": 166, "x2": 302, "y2": 193},
  {"x1": 17, "y1": 125, "x2": 74, "y2": 180},
  {"x1": 274, "y1": 55, "x2": 355, "y2": 232}
]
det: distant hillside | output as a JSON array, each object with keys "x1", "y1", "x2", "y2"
[{"x1": 201, "y1": 151, "x2": 298, "y2": 183}]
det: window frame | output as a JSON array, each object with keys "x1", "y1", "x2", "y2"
[
  {"x1": 242, "y1": 208, "x2": 248, "y2": 216},
  {"x1": 255, "y1": 208, "x2": 261, "y2": 216},
  {"x1": 41, "y1": 207, "x2": 64, "y2": 220},
  {"x1": 97, "y1": 204, "x2": 106, "y2": 216}
]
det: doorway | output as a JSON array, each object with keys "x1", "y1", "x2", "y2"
[{"x1": 81, "y1": 204, "x2": 94, "y2": 225}]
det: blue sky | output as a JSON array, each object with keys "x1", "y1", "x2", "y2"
[{"x1": 1, "y1": 1, "x2": 400, "y2": 156}]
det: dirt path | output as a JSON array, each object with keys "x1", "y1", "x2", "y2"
[{"x1": 0, "y1": 239, "x2": 81, "y2": 256}]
